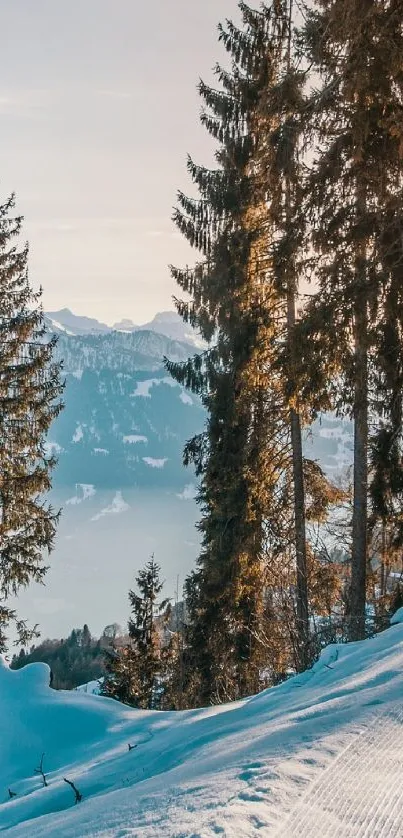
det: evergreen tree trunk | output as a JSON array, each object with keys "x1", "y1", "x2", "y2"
[
  {"x1": 286, "y1": 183, "x2": 309, "y2": 660},
  {"x1": 350, "y1": 176, "x2": 368, "y2": 641},
  {"x1": 350, "y1": 293, "x2": 368, "y2": 640},
  {"x1": 290, "y1": 404, "x2": 309, "y2": 663},
  {"x1": 285, "y1": 0, "x2": 309, "y2": 668},
  {"x1": 380, "y1": 523, "x2": 387, "y2": 599}
]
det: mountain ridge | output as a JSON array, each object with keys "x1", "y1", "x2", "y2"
[{"x1": 45, "y1": 307, "x2": 205, "y2": 348}]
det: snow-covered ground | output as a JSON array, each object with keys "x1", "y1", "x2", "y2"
[
  {"x1": 75, "y1": 679, "x2": 103, "y2": 696},
  {"x1": 2, "y1": 612, "x2": 403, "y2": 837}
]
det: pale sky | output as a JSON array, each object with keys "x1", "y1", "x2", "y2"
[{"x1": 1, "y1": 0, "x2": 238, "y2": 325}]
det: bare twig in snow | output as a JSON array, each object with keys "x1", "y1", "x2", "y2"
[
  {"x1": 34, "y1": 753, "x2": 48, "y2": 787},
  {"x1": 63, "y1": 777, "x2": 82, "y2": 804}
]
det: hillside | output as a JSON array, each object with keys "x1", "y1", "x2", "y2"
[{"x1": 1, "y1": 613, "x2": 402, "y2": 836}]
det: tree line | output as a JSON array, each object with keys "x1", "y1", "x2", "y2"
[{"x1": 10, "y1": 624, "x2": 120, "y2": 691}]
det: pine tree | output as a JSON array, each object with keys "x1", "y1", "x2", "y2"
[
  {"x1": 0, "y1": 194, "x2": 64, "y2": 650},
  {"x1": 166, "y1": 3, "x2": 289, "y2": 702},
  {"x1": 102, "y1": 643, "x2": 141, "y2": 706},
  {"x1": 166, "y1": 1, "x2": 332, "y2": 700},
  {"x1": 302, "y1": 0, "x2": 403, "y2": 639},
  {"x1": 82, "y1": 623, "x2": 91, "y2": 647},
  {"x1": 102, "y1": 557, "x2": 171, "y2": 709}
]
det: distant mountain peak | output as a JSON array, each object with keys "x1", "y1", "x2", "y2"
[
  {"x1": 46, "y1": 307, "x2": 205, "y2": 348},
  {"x1": 113, "y1": 318, "x2": 138, "y2": 332},
  {"x1": 151, "y1": 311, "x2": 179, "y2": 323},
  {"x1": 139, "y1": 311, "x2": 205, "y2": 348},
  {"x1": 46, "y1": 308, "x2": 110, "y2": 336}
]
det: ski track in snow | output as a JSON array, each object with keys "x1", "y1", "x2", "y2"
[{"x1": 277, "y1": 705, "x2": 403, "y2": 837}]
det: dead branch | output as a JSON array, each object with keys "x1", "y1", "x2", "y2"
[
  {"x1": 34, "y1": 753, "x2": 48, "y2": 787},
  {"x1": 63, "y1": 777, "x2": 82, "y2": 804}
]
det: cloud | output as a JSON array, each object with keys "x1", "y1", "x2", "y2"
[{"x1": 176, "y1": 484, "x2": 197, "y2": 501}]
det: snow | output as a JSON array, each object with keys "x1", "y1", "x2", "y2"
[
  {"x1": 91, "y1": 491, "x2": 129, "y2": 521},
  {"x1": 75, "y1": 679, "x2": 103, "y2": 696},
  {"x1": 131, "y1": 377, "x2": 178, "y2": 398},
  {"x1": 123, "y1": 434, "x2": 148, "y2": 444},
  {"x1": 142, "y1": 457, "x2": 168, "y2": 469},
  {"x1": 2, "y1": 618, "x2": 403, "y2": 836},
  {"x1": 43, "y1": 441, "x2": 64, "y2": 456},
  {"x1": 72, "y1": 424, "x2": 84, "y2": 443},
  {"x1": 390, "y1": 606, "x2": 403, "y2": 625},
  {"x1": 47, "y1": 318, "x2": 75, "y2": 336},
  {"x1": 66, "y1": 484, "x2": 96, "y2": 506}
]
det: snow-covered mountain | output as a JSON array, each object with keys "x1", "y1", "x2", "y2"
[
  {"x1": 2, "y1": 610, "x2": 402, "y2": 836},
  {"x1": 45, "y1": 315, "x2": 353, "y2": 489},
  {"x1": 45, "y1": 307, "x2": 204, "y2": 348},
  {"x1": 45, "y1": 308, "x2": 354, "y2": 483},
  {"x1": 12, "y1": 320, "x2": 204, "y2": 639},
  {"x1": 130, "y1": 311, "x2": 206, "y2": 349},
  {"x1": 49, "y1": 329, "x2": 205, "y2": 489}
]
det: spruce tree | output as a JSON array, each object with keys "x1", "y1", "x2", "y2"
[
  {"x1": 0, "y1": 194, "x2": 64, "y2": 650},
  {"x1": 167, "y1": 3, "x2": 290, "y2": 702},
  {"x1": 82, "y1": 623, "x2": 91, "y2": 647},
  {"x1": 166, "y1": 1, "x2": 336, "y2": 699},
  {"x1": 302, "y1": 0, "x2": 403, "y2": 639},
  {"x1": 102, "y1": 557, "x2": 171, "y2": 709}
]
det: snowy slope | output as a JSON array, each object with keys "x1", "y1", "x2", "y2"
[
  {"x1": 47, "y1": 329, "x2": 204, "y2": 489},
  {"x1": 2, "y1": 615, "x2": 403, "y2": 837}
]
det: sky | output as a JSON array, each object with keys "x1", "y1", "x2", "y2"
[{"x1": 0, "y1": 0, "x2": 238, "y2": 325}]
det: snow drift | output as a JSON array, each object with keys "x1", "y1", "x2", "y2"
[{"x1": 2, "y1": 613, "x2": 403, "y2": 837}]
